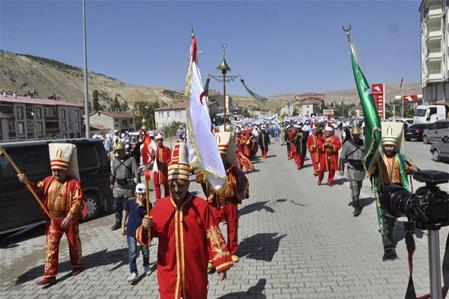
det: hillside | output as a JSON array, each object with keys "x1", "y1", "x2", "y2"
[
  {"x1": 0, "y1": 50, "x2": 422, "y2": 112},
  {"x1": 0, "y1": 50, "x2": 183, "y2": 107}
]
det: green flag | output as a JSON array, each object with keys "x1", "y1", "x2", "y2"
[{"x1": 347, "y1": 39, "x2": 381, "y2": 171}]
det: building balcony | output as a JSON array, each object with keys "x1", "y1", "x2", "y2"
[
  {"x1": 428, "y1": 5, "x2": 443, "y2": 18},
  {"x1": 426, "y1": 29, "x2": 443, "y2": 40},
  {"x1": 426, "y1": 50, "x2": 443, "y2": 61},
  {"x1": 427, "y1": 72, "x2": 444, "y2": 81}
]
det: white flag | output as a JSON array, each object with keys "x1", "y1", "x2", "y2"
[{"x1": 185, "y1": 34, "x2": 226, "y2": 191}]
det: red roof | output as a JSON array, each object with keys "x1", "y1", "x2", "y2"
[{"x1": 0, "y1": 94, "x2": 83, "y2": 107}]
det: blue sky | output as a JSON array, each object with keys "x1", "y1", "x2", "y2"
[{"x1": 1, "y1": 0, "x2": 421, "y2": 96}]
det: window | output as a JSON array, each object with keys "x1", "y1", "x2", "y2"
[
  {"x1": 77, "y1": 145, "x2": 99, "y2": 170},
  {"x1": 74, "y1": 110, "x2": 80, "y2": 122},
  {"x1": 35, "y1": 108, "x2": 42, "y2": 120},
  {"x1": 62, "y1": 122, "x2": 67, "y2": 132},
  {"x1": 122, "y1": 119, "x2": 127, "y2": 126},
  {"x1": 61, "y1": 109, "x2": 66, "y2": 120},
  {"x1": 17, "y1": 122, "x2": 25, "y2": 135},
  {"x1": 75, "y1": 121, "x2": 80, "y2": 130},
  {"x1": 37, "y1": 122, "x2": 43, "y2": 133},
  {"x1": 7, "y1": 119, "x2": 14, "y2": 132},
  {"x1": 17, "y1": 107, "x2": 24, "y2": 120}
]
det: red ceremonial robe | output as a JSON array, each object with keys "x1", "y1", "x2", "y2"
[
  {"x1": 149, "y1": 195, "x2": 233, "y2": 299},
  {"x1": 307, "y1": 134, "x2": 321, "y2": 174},
  {"x1": 318, "y1": 135, "x2": 341, "y2": 171}
]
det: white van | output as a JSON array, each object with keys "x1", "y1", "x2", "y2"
[{"x1": 414, "y1": 105, "x2": 448, "y2": 124}]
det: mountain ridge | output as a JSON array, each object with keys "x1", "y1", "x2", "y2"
[{"x1": 0, "y1": 50, "x2": 422, "y2": 112}]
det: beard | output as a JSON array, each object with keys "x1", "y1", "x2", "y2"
[{"x1": 384, "y1": 149, "x2": 396, "y2": 158}]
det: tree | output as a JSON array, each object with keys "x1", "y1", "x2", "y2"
[
  {"x1": 111, "y1": 96, "x2": 121, "y2": 112},
  {"x1": 92, "y1": 89, "x2": 100, "y2": 112},
  {"x1": 121, "y1": 100, "x2": 129, "y2": 112},
  {"x1": 134, "y1": 101, "x2": 160, "y2": 129}
]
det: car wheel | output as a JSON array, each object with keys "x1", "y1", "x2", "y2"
[
  {"x1": 84, "y1": 192, "x2": 101, "y2": 221},
  {"x1": 423, "y1": 135, "x2": 429, "y2": 144},
  {"x1": 432, "y1": 150, "x2": 440, "y2": 162}
]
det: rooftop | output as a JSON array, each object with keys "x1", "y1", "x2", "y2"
[
  {"x1": 89, "y1": 111, "x2": 134, "y2": 119},
  {"x1": 0, "y1": 94, "x2": 83, "y2": 107},
  {"x1": 154, "y1": 102, "x2": 186, "y2": 111}
]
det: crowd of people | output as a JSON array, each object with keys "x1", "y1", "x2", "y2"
[{"x1": 14, "y1": 114, "x2": 420, "y2": 296}]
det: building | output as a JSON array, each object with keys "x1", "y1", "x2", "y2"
[
  {"x1": 0, "y1": 93, "x2": 84, "y2": 141},
  {"x1": 208, "y1": 92, "x2": 233, "y2": 114},
  {"x1": 296, "y1": 93, "x2": 325, "y2": 116},
  {"x1": 89, "y1": 111, "x2": 135, "y2": 134},
  {"x1": 154, "y1": 102, "x2": 187, "y2": 129},
  {"x1": 419, "y1": 0, "x2": 449, "y2": 103}
]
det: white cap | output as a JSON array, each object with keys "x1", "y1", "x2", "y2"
[
  {"x1": 135, "y1": 183, "x2": 146, "y2": 194},
  {"x1": 324, "y1": 125, "x2": 334, "y2": 132},
  {"x1": 149, "y1": 131, "x2": 155, "y2": 137}
]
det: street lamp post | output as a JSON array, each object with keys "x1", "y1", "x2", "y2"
[
  {"x1": 217, "y1": 44, "x2": 231, "y2": 132},
  {"x1": 82, "y1": 0, "x2": 90, "y2": 138}
]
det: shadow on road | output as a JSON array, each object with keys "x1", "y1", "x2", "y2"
[
  {"x1": 15, "y1": 247, "x2": 129, "y2": 286},
  {"x1": 331, "y1": 178, "x2": 348, "y2": 185},
  {"x1": 394, "y1": 220, "x2": 425, "y2": 245},
  {"x1": 216, "y1": 278, "x2": 267, "y2": 298},
  {"x1": 238, "y1": 233, "x2": 286, "y2": 262},
  {"x1": 239, "y1": 201, "x2": 275, "y2": 216},
  {"x1": 359, "y1": 197, "x2": 375, "y2": 208}
]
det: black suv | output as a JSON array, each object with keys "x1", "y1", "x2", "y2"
[{"x1": 0, "y1": 139, "x2": 113, "y2": 235}]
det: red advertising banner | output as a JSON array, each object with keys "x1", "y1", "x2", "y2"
[{"x1": 371, "y1": 83, "x2": 385, "y2": 119}]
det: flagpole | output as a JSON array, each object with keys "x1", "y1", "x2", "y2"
[
  {"x1": 218, "y1": 44, "x2": 231, "y2": 132},
  {"x1": 401, "y1": 75, "x2": 404, "y2": 118}
]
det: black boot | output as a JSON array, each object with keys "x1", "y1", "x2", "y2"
[
  {"x1": 353, "y1": 205, "x2": 362, "y2": 217},
  {"x1": 382, "y1": 248, "x2": 398, "y2": 261},
  {"x1": 352, "y1": 199, "x2": 362, "y2": 217}
]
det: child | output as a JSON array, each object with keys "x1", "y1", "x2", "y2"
[{"x1": 121, "y1": 183, "x2": 150, "y2": 283}]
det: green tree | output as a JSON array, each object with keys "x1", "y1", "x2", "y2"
[
  {"x1": 92, "y1": 89, "x2": 100, "y2": 112},
  {"x1": 111, "y1": 96, "x2": 121, "y2": 112},
  {"x1": 121, "y1": 100, "x2": 129, "y2": 112},
  {"x1": 163, "y1": 121, "x2": 185, "y2": 138},
  {"x1": 134, "y1": 101, "x2": 160, "y2": 129}
]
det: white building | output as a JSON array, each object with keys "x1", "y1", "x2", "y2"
[
  {"x1": 89, "y1": 111, "x2": 135, "y2": 134},
  {"x1": 420, "y1": 0, "x2": 449, "y2": 103},
  {"x1": 154, "y1": 102, "x2": 187, "y2": 129}
]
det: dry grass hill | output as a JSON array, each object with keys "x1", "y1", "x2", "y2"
[{"x1": 0, "y1": 50, "x2": 422, "y2": 112}]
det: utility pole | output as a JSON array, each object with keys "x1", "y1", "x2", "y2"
[{"x1": 82, "y1": 0, "x2": 90, "y2": 138}]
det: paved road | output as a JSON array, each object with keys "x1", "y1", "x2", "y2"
[{"x1": 1, "y1": 140, "x2": 448, "y2": 298}]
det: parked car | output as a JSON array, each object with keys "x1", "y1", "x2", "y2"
[
  {"x1": 0, "y1": 139, "x2": 113, "y2": 235},
  {"x1": 422, "y1": 119, "x2": 449, "y2": 144},
  {"x1": 405, "y1": 123, "x2": 428, "y2": 141},
  {"x1": 430, "y1": 136, "x2": 449, "y2": 162}
]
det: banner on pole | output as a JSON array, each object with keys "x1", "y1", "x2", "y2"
[{"x1": 371, "y1": 83, "x2": 385, "y2": 119}]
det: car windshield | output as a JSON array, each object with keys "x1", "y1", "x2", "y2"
[
  {"x1": 414, "y1": 109, "x2": 427, "y2": 117},
  {"x1": 410, "y1": 124, "x2": 427, "y2": 129}
]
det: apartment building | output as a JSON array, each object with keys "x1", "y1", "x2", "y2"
[
  {"x1": 0, "y1": 93, "x2": 84, "y2": 141},
  {"x1": 420, "y1": 0, "x2": 449, "y2": 102}
]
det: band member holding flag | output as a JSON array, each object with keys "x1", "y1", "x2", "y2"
[
  {"x1": 18, "y1": 143, "x2": 84, "y2": 285},
  {"x1": 150, "y1": 132, "x2": 171, "y2": 201},
  {"x1": 343, "y1": 26, "x2": 418, "y2": 260},
  {"x1": 141, "y1": 142, "x2": 233, "y2": 299}
]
